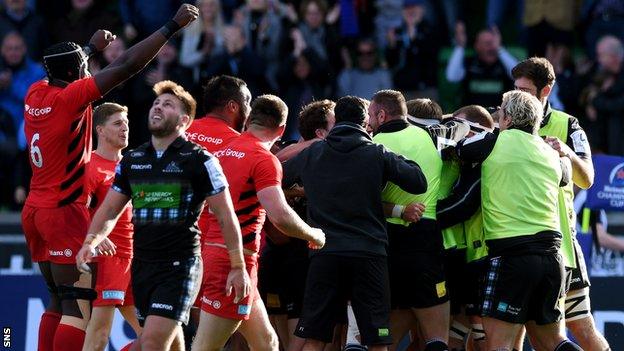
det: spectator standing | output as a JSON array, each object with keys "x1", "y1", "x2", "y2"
[
  {"x1": 203, "y1": 25, "x2": 268, "y2": 97},
  {"x1": 179, "y1": 0, "x2": 226, "y2": 85},
  {"x1": 0, "y1": 0, "x2": 48, "y2": 60},
  {"x1": 119, "y1": 0, "x2": 185, "y2": 42},
  {"x1": 338, "y1": 38, "x2": 392, "y2": 99},
  {"x1": 296, "y1": 0, "x2": 342, "y2": 77},
  {"x1": 278, "y1": 43, "x2": 331, "y2": 141},
  {"x1": 523, "y1": 0, "x2": 580, "y2": 57},
  {"x1": 589, "y1": 35, "x2": 624, "y2": 155},
  {"x1": 0, "y1": 31, "x2": 45, "y2": 135},
  {"x1": 385, "y1": 0, "x2": 438, "y2": 100},
  {"x1": 50, "y1": 0, "x2": 122, "y2": 46},
  {"x1": 582, "y1": 0, "x2": 624, "y2": 59},
  {"x1": 446, "y1": 25, "x2": 517, "y2": 108},
  {"x1": 236, "y1": 0, "x2": 284, "y2": 90}
]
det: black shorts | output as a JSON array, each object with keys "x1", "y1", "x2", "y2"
[
  {"x1": 388, "y1": 221, "x2": 448, "y2": 309},
  {"x1": 295, "y1": 254, "x2": 392, "y2": 346},
  {"x1": 259, "y1": 242, "x2": 309, "y2": 319},
  {"x1": 132, "y1": 256, "x2": 202, "y2": 326},
  {"x1": 481, "y1": 254, "x2": 565, "y2": 325},
  {"x1": 445, "y1": 248, "x2": 468, "y2": 315},
  {"x1": 568, "y1": 239, "x2": 591, "y2": 292},
  {"x1": 464, "y1": 259, "x2": 488, "y2": 316}
]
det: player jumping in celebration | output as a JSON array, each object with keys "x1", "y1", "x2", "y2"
[{"x1": 22, "y1": 4, "x2": 199, "y2": 350}]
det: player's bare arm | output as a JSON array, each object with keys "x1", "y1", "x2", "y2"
[
  {"x1": 93, "y1": 4, "x2": 199, "y2": 95},
  {"x1": 544, "y1": 136, "x2": 594, "y2": 189},
  {"x1": 75, "y1": 190, "x2": 130, "y2": 270}
]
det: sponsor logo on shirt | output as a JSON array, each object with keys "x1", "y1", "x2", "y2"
[
  {"x1": 131, "y1": 164, "x2": 152, "y2": 170},
  {"x1": 163, "y1": 161, "x2": 182, "y2": 173},
  {"x1": 102, "y1": 290, "x2": 125, "y2": 300},
  {"x1": 213, "y1": 148, "x2": 245, "y2": 159},
  {"x1": 238, "y1": 304, "x2": 251, "y2": 315},
  {"x1": 130, "y1": 151, "x2": 145, "y2": 157},
  {"x1": 132, "y1": 184, "x2": 181, "y2": 209},
  {"x1": 151, "y1": 303, "x2": 174, "y2": 310},
  {"x1": 201, "y1": 297, "x2": 221, "y2": 309},
  {"x1": 49, "y1": 249, "x2": 72, "y2": 257},
  {"x1": 186, "y1": 133, "x2": 223, "y2": 145},
  {"x1": 24, "y1": 104, "x2": 52, "y2": 117}
]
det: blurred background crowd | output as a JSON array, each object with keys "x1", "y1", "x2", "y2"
[{"x1": 0, "y1": 0, "x2": 624, "y2": 211}]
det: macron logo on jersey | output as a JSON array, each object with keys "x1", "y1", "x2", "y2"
[
  {"x1": 186, "y1": 132, "x2": 224, "y2": 145},
  {"x1": 24, "y1": 104, "x2": 52, "y2": 117}
]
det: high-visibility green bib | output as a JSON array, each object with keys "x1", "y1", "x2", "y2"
[
  {"x1": 374, "y1": 124, "x2": 442, "y2": 225},
  {"x1": 539, "y1": 110, "x2": 576, "y2": 268},
  {"x1": 482, "y1": 129, "x2": 561, "y2": 240},
  {"x1": 438, "y1": 160, "x2": 466, "y2": 249},
  {"x1": 464, "y1": 207, "x2": 488, "y2": 262}
]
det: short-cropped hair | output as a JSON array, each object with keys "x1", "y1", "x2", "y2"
[
  {"x1": 406, "y1": 98, "x2": 443, "y2": 121},
  {"x1": 372, "y1": 90, "x2": 407, "y2": 118},
  {"x1": 153, "y1": 80, "x2": 197, "y2": 121},
  {"x1": 93, "y1": 102, "x2": 128, "y2": 129},
  {"x1": 334, "y1": 96, "x2": 369, "y2": 127},
  {"x1": 249, "y1": 94, "x2": 288, "y2": 129}
]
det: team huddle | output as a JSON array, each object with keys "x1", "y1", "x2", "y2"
[{"x1": 19, "y1": 3, "x2": 611, "y2": 351}]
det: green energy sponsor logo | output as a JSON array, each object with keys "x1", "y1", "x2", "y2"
[{"x1": 132, "y1": 183, "x2": 181, "y2": 208}]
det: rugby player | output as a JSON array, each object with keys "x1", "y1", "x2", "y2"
[
  {"x1": 192, "y1": 95, "x2": 325, "y2": 351},
  {"x1": 77, "y1": 80, "x2": 249, "y2": 351},
  {"x1": 456, "y1": 90, "x2": 581, "y2": 351},
  {"x1": 82, "y1": 103, "x2": 141, "y2": 351},
  {"x1": 511, "y1": 57, "x2": 607, "y2": 350},
  {"x1": 21, "y1": 5, "x2": 199, "y2": 350}
]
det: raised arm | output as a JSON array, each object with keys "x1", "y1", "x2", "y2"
[{"x1": 93, "y1": 4, "x2": 199, "y2": 95}]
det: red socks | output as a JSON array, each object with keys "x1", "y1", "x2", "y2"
[
  {"x1": 53, "y1": 324, "x2": 85, "y2": 351},
  {"x1": 38, "y1": 311, "x2": 61, "y2": 351},
  {"x1": 120, "y1": 340, "x2": 135, "y2": 351}
]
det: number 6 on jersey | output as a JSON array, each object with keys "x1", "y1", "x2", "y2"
[{"x1": 30, "y1": 132, "x2": 43, "y2": 168}]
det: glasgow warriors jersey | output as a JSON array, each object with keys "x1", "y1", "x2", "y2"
[{"x1": 112, "y1": 136, "x2": 227, "y2": 261}]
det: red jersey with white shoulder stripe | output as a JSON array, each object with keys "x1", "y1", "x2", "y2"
[
  {"x1": 86, "y1": 152, "x2": 134, "y2": 259},
  {"x1": 24, "y1": 77, "x2": 101, "y2": 208},
  {"x1": 204, "y1": 132, "x2": 282, "y2": 252}
]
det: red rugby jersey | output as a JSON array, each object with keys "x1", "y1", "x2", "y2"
[
  {"x1": 185, "y1": 116, "x2": 240, "y2": 236},
  {"x1": 86, "y1": 152, "x2": 134, "y2": 259},
  {"x1": 205, "y1": 132, "x2": 282, "y2": 253},
  {"x1": 24, "y1": 77, "x2": 101, "y2": 208}
]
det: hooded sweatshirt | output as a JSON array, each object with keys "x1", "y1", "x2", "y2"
[{"x1": 283, "y1": 122, "x2": 427, "y2": 256}]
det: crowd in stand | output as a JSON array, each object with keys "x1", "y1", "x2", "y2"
[{"x1": 1, "y1": 0, "x2": 624, "y2": 211}]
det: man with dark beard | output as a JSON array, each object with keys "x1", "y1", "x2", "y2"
[{"x1": 76, "y1": 80, "x2": 250, "y2": 351}]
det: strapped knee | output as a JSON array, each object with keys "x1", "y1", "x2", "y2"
[{"x1": 57, "y1": 284, "x2": 97, "y2": 301}]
